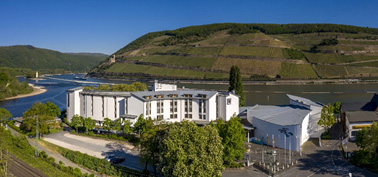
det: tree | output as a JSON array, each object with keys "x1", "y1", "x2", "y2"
[
  {"x1": 211, "y1": 116, "x2": 246, "y2": 165},
  {"x1": 71, "y1": 114, "x2": 83, "y2": 133},
  {"x1": 83, "y1": 117, "x2": 96, "y2": 134},
  {"x1": 122, "y1": 120, "x2": 132, "y2": 134},
  {"x1": 133, "y1": 114, "x2": 153, "y2": 137},
  {"x1": 23, "y1": 101, "x2": 60, "y2": 118},
  {"x1": 333, "y1": 102, "x2": 341, "y2": 114},
  {"x1": 21, "y1": 115, "x2": 55, "y2": 135},
  {"x1": 228, "y1": 65, "x2": 245, "y2": 107},
  {"x1": 318, "y1": 104, "x2": 335, "y2": 133},
  {"x1": 351, "y1": 122, "x2": 378, "y2": 170},
  {"x1": 103, "y1": 118, "x2": 113, "y2": 132},
  {"x1": 113, "y1": 119, "x2": 122, "y2": 133},
  {"x1": 160, "y1": 121, "x2": 224, "y2": 177},
  {"x1": 0, "y1": 108, "x2": 12, "y2": 124}
]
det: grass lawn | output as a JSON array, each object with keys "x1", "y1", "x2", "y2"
[{"x1": 124, "y1": 55, "x2": 216, "y2": 68}]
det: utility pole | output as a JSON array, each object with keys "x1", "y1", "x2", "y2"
[{"x1": 35, "y1": 116, "x2": 39, "y2": 157}]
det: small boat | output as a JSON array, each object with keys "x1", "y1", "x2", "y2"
[{"x1": 74, "y1": 75, "x2": 87, "y2": 80}]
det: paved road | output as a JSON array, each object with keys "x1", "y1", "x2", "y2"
[{"x1": 223, "y1": 139, "x2": 378, "y2": 177}]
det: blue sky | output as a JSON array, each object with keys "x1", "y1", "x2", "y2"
[{"x1": 0, "y1": 0, "x2": 377, "y2": 55}]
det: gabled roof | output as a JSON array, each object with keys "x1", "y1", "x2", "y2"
[
  {"x1": 287, "y1": 94, "x2": 324, "y2": 107},
  {"x1": 248, "y1": 105, "x2": 310, "y2": 126}
]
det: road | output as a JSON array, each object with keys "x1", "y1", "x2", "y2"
[{"x1": 223, "y1": 139, "x2": 378, "y2": 177}]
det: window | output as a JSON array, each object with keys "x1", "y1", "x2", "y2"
[
  {"x1": 169, "y1": 94, "x2": 178, "y2": 98},
  {"x1": 227, "y1": 98, "x2": 232, "y2": 105},
  {"x1": 145, "y1": 96, "x2": 152, "y2": 100},
  {"x1": 185, "y1": 99, "x2": 192, "y2": 112},
  {"x1": 157, "y1": 101, "x2": 164, "y2": 114},
  {"x1": 102, "y1": 96, "x2": 104, "y2": 117},
  {"x1": 170, "y1": 114, "x2": 177, "y2": 119},
  {"x1": 184, "y1": 94, "x2": 193, "y2": 98},
  {"x1": 157, "y1": 115, "x2": 164, "y2": 120},
  {"x1": 185, "y1": 114, "x2": 192, "y2": 119},
  {"x1": 351, "y1": 130, "x2": 358, "y2": 137},
  {"x1": 146, "y1": 101, "x2": 151, "y2": 116},
  {"x1": 83, "y1": 98, "x2": 85, "y2": 115},
  {"x1": 199, "y1": 99, "x2": 206, "y2": 119},
  {"x1": 114, "y1": 96, "x2": 117, "y2": 118},
  {"x1": 91, "y1": 95, "x2": 94, "y2": 116},
  {"x1": 67, "y1": 94, "x2": 70, "y2": 107},
  {"x1": 125, "y1": 97, "x2": 128, "y2": 114}
]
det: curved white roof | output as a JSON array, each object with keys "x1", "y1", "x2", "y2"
[{"x1": 248, "y1": 105, "x2": 310, "y2": 126}]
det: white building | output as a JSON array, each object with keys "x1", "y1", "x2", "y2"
[
  {"x1": 248, "y1": 105, "x2": 310, "y2": 152},
  {"x1": 66, "y1": 81, "x2": 239, "y2": 125}
]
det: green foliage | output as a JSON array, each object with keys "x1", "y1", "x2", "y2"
[
  {"x1": 228, "y1": 24, "x2": 258, "y2": 35},
  {"x1": 351, "y1": 122, "x2": 378, "y2": 172},
  {"x1": 113, "y1": 118, "x2": 122, "y2": 132},
  {"x1": 211, "y1": 117, "x2": 246, "y2": 166},
  {"x1": 103, "y1": 118, "x2": 113, "y2": 132},
  {"x1": 319, "y1": 38, "x2": 339, "y2": 46},
  {"x1": 134, "y1": 114, "x2": 154, "y2": 136},
  {"x1": 229, "y1": 65, "x2": 245, "y2": 107},
  {"x1": 318, "y1": 104, "x2": 335, "y2": 132},
  {"x1": 83, "y1": 117, "x2": 95, "y2": 134},
  {"x1": 0, "y1": 108, "x2": 12, "y2": 123},
  {"x1": 83, "y1": 82, "x2": 147, "y2": 92},
  {"x1": 71, "y1": 114, "x2": 83, "y2": 133},
  {"x1": 160, "y1": 121, "x2": 224, "y2": 177},
  {"x1": 122, "y1": 120, "x2": 133, "y2": 134},
  {"x1": 0, "y1": 71, "x2": 33, "y2": 100},
  {"x1": 0, "y1": 45, "x2": 106, "y2": 73},
  {"x1": 282, "y1": 48, "x2": 306, "y2": 60},
  {"x1": 333, "y1": 102, "x2": 341, "y2": 114},
  {"x1": 21, "y1": 115, "x2": 56, "y2": 136},
  {"x1": 23, "y1": 101, "x2": 61, "y2": 118}
]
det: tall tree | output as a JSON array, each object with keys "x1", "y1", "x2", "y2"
[
  {"x1": 228, "y1": 65, "x2": 245, "y2": 107},
  {"x1": 83, "y1": 117, "x2": 95, "y2": 134},
  {"x1": 160, "y1": 121, "x2": 224, "y2": 177},
  {"x1": 318, "y1": 103, "x2": 335, "y2": 133},
  {"x1": 113, "y1": 119, "x2": 122, "y2": 133},
  {"x1": 23, "y1": 101, "x2": 60, "y2": 118},
  {"x1": 0, "y1": 108, "x2": 12, "y2": 124},
  {"x1": 211, "y1": 116, "x2": 246, "y2": 165},
  {"x1": 21, "y1": 115, "x2": 55, "y2": 135},
  {"x1": 122, "y1": 120, "x2": 132, "y2": 134},
  {"x1": 71, "y1": 114, "x2": 83, "y2": 133}
]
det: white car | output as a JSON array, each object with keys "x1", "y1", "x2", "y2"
[{"x1": 105, "y1": 155, "x2": 115, "y2": 162}]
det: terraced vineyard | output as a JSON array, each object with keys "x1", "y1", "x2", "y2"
[{"x1": 90, "y1": 23, "x2": 378, "y2": 80}]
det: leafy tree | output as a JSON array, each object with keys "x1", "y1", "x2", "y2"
[
  {"x1": 83, "y1": 117, "x2": 96, "y2": 134},
  {"x1": 113, "y1": 119, "x2": 122, "y2": 133},
  {"x1": 318, "y1": 103, "x2": 335, "y2": 133},
  {"x1": 71, "y1": 114, "x2": 83, "y2": 133},
  {"x1": 103, "y1": 118, "x2": 113, "y2": 132},
  {"x1": 333, "y1": 102, "x2": 341, "y2": 114},
  {"x1": 228, "y1": 65, "x2": 245, "y2": 107},
  {"x1": 211, "y1": 117, "x2": 246, "y2": 165},
  {"x1": 21, "y1": 115, "x2": 55, "y2": 135},
  {"x1": 96, "y1": 84, "x2": 111, "y2": 91},
  {"x1": 23, "y1": 101, "x2": 60, "y2": 118},
  {"x1": 160, "y1": 121, "x2": 224, "y2": 177},
  {"x1": 133, "y1": 114, "x2": 153, "y2": 136},
  {"x1": 122, "y1": 120, "x2": 132, "y2": 134},
  {"x1": 0, "y1": 108, "x2": 12, "y2": 124}
]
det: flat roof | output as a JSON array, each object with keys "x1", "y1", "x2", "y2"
[
  {"x1": 131, "y1": 89, "x2": 218, "y2": 101},
  {"x1": 287, "y1": 94, "x2": 324, "y2": 107},
  {"x1": 80, "y1": 90, "x2": 131, "y2": 97},
  {"x1": 67, "y1": 87, "x2": 83, "y2": 92},
  {"x1": 346, "y1": 111, "x2": 378, "y2": 123},
  {"x1": 248, "y1": 105, "x2": 310, "y2": 126}
]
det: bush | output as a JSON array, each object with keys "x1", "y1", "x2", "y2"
[{"x1": 321, "y1": 132, "x2": 332, "y2": 139}]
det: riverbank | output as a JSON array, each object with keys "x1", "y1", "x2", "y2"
[{"x1": 2, "y1": 84, "x2": 47, "y2": 101}]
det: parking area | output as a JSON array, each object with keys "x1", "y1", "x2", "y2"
[{"x1": 43, "y1": 131, "x2": 147, "y2": 171}]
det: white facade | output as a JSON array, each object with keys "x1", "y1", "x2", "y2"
[
  {"x1": 66, "y1": 82, "x2": 239, "y2": 125},
  {"x1": 248, "y1": 105, "x2": 310, "y2": 152}
]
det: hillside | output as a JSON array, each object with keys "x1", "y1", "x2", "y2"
[
  {"x1": 89, "y1": 23, "x2": 378, "y2": 80},
  {"x1": 0, "y1": 45, "x2": 107, "y2": 73}
]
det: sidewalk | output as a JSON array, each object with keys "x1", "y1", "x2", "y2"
[{"x1": 7, "y1": 126, "x2": 92, "y2": 175}]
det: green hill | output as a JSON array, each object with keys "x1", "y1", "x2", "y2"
[
  {"x1": 0, "y1": 45, "x2": 107, "y2": 73},
  {"x1": 89, "y1": 23, "x2": 378, "y2": 80}
]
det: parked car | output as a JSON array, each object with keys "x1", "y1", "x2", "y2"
[
  {"x1": 110, "y1": 157, "x2": 125, "y2": 164},
  {"x1": 105, "y1": 155, "x2": 115, "y2": 162}
]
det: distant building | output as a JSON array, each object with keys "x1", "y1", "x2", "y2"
[
  {"x1": 341, "y1": 94, "x2": 378, "y2": 140},
  {"x1": 66, "y1": 81, "x2": 239, "y2": 125}
]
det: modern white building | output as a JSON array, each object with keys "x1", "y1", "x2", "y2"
[
  {"x1": 248, "y1": 105, "x2": 310, "y2": 152},
  {"x1": 245, "y1": 95, "x2": 323, "y2": 151},
  {"x1": 66, "y1": 81, "x2": 239, "y2": 125}
]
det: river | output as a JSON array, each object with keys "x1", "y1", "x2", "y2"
[{"x1": 0, "y1": 74, "x2": 377, "y2": 117}]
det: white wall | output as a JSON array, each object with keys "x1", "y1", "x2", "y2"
[
  {"x1": 66, "y1": 88, "x2": 82, "y2": 122},
  {"x1": 253, "y1": 117, "x2": 306, "y2": 152},
  {"x1": 300, "y1": 114, "x2": 310, "y2": 145},
  {"x1": 225, "y1": 94, "x2": 239, "y2": 121},
  {"x1": 127, "y1": 96, "x2": 144, "y2": 118}
]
